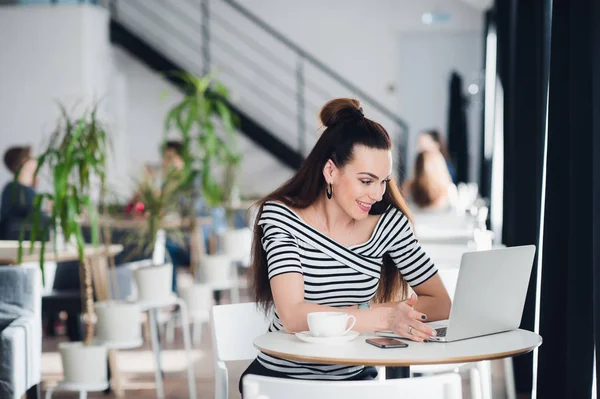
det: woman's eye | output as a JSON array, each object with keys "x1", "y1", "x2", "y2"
[
  {"x1": 361, "y1": 180, "x2": 372, "y2": 185},
  {"x1": 383, "y1": 179, "x2": 391, "y2": 184}
]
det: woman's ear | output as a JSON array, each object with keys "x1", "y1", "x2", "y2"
[{"x1": 322, "y1": 159, "x2": 337, "y2": 184}]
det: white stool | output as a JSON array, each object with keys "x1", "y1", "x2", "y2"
[
  {"x1": 139, "y1": 295, "x2": 197, "y2": 399},
  {"x1": 45, "y1": 381, "x2": 109, "y2": 399}
]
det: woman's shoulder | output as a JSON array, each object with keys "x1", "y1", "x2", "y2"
[{"x1": 260, "y1": 200, "x2": 299, "y2": 223}]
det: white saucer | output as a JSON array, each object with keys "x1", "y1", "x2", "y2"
[{"x1": 295, "y1": 331, "x2": 359, "y2": 344}]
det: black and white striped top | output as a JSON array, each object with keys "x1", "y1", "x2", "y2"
[{"x1": 256, "y1": 201, "x2": 438, "y2": 380}]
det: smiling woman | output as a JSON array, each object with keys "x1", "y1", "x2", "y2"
[{"x1": 240, "y1": 98, "x2": 451, "y2": 392}]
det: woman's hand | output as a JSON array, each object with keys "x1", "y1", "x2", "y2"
[{"x1": 388, "y1": 294, "x2": 437, "y2": 342}]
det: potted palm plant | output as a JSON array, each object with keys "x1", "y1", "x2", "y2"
[
  {"x1": 18, "y1": 104, "x2": 111, "y2": 385},
  {"x1": 164, "y1": 72, "x2": 242, "y2": 289}
]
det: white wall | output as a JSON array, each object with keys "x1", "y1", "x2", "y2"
[{"x1": 0, "y1": 5, "x2": 114, "y2": 191}]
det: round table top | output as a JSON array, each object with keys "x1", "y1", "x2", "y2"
[{"x1": 254, "y1": 329, "x2": 542, "y2": 367}]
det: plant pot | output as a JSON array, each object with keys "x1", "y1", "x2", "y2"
[
  {"x1": 180, "y1": 283, "x2": 213, "y2": 312},
  {"x1": 133, "y1": 262, "x2": 173, "y2": 303},
  {"x1": 95, "y1": 300, "x2": 142, "y2": 344},
  {"x1": 200, "y1": 254, "x2": 233, "y2": 288},
  {"x1": 59, "y1": 342, "x2": 107, "y2": 385}
]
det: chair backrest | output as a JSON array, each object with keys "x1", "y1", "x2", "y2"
[
  {"x1": 243, "y1": 373, "x2": 462, "y2": 399},
  {"x1": 210, "y1": 302, "x2": 271, "y2": 362}
]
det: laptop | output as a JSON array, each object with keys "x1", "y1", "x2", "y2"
[{"x1": 377, "y1": 245, "x2": 536, "y2": 342}]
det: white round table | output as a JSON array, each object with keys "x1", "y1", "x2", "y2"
[{"x1": 254, "y1": 329, "x2": 542, "y2": 368}]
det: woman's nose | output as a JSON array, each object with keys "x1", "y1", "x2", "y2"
[{"x1": 369, "y1": 183, "x2": 384, "y2": 201}]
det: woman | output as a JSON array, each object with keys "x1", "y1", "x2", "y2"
[
  {"x1": 403, "y1": 150, "x2": 456, "y2": 211},
  {"x1": 240, "y1": 98, "x2": 451, "y2": 389},
  {"x1": 417, "y1": 129, "x2": 457, "y2": 183}
]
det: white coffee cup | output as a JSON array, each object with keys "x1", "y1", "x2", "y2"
[{"x1": 307, "y1": 312, "x2": 356, "y2": 337}]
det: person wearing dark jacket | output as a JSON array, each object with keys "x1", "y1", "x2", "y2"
[{"x1": 0, "y1": 146, "x2": 49, "y2": 240}]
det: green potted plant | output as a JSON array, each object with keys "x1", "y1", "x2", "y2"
[
  {"x1": 165, "y1": 73, "x2": 242, "y2": 300},
  {"x1": 18, "y1": 103, "x2": 111, "y2": 385}
]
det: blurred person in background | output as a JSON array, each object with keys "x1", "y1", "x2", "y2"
[
  {"x1": 417, "y1": 129, "x2": 457, "y2": 183},
  {"x1": 0, "y1": 145, "x2": 50, "y2": 240},
  {"x1": 403, "y1": 151, "x2": 456, "y2": 211}
]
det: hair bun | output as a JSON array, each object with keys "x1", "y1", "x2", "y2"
[{"x1": 319, "y1": 98, "x2": 364, "y2": 128}]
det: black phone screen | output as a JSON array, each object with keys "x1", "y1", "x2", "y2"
[{"x1": 365, "y1": 338, "x2": 409, "y2": 348}]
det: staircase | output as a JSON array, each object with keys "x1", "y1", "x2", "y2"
[{"x1": 102, "y1": 0, "x2": 409, "y2": 178}]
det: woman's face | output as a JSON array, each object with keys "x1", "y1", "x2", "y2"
[
  {"x1": 327, "y1": 145, "x2": 392, "y2": 220},
  {"x1": 417, "y1": 133, "x2": 440, "y2": 153}
]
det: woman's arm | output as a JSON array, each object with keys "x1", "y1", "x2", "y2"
[
  {"x1": 370, "y1": 273, "x2": 451, "y2": 322},
  {"x1": 270, "y1": 273, "x2": 391, "y2": 333},
  {"x1": 411, "y1": 273, "x2": 451, "y2": 321},
  {"x1": 270, "y1": 272, "x2": 436, "y2": 341}
]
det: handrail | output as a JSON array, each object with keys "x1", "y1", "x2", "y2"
[
  {"x1": 106, "y1": 0, "x2": 409, "y2": 174},
  {"x1": 221, "y1": 0, "x2": 409, "y2": 130}
]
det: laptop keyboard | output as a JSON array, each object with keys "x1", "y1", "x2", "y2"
[{"x1": 435, "y1": 327, "x2": 447, "y2": 337}]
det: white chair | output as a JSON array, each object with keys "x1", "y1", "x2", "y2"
[
  {"x1": 210, "y1": 302, "x2": 272, "y2": 399},
  {"x1": 243, "y1": 373, "x2": 462, "y2": 399}
]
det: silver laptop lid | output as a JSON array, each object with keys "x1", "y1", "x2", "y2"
[{"x1": 445, "y1": 245, "x2": 536, "y2": 342}]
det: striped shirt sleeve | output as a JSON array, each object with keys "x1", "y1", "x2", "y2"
[
  {"x1": 386, "y1": 208, "x2": 438, "y2": 287},
  {"x1": 259, "y1": 213, "x2": 303, "y2": 280}
]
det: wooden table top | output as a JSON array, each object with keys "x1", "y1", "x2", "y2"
[
  {"x1": 85, "y1": 215, "x2": 213, "y2": 230},
  {"x1": 254, "y1": 329, "x2": 542, "y2": 367},
  {"x1": 0, "y1": 241, "x2": 124, "y2": 264}
]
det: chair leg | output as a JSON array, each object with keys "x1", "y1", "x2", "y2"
[
  {"x1": 230, "y1": 286, "x2": 240, "y2": 304},
  {"x1": 469, "y1": 366, "x2": 482, "y2": 399},
  {"x1": 165, "y1": 317, "x2": 175, "y2": 345},
  {"x1": 215, "y1": 362, "x2": 229, "y2": 399},
  {"x1": 503, "y1": 358, "x2": 517, "y2": 399},
  {"x1": 193, "y1": 320, "x2": 203, "y2": 346},
  {"x1": 79, "y1": 391, "x2": 87, "y2": 399},
  {"x1": 177, "y1": 300, "x2": 197, "y2": 399},
  {"x1": 476, "y1": 360, "x2": 493, "y2": 399},
  {"x1": 148, "y1": 309, "x2": 165, "y2": 399},
  {"x1": 44, "y1": 386, "x2": 55, "y2": 399}
]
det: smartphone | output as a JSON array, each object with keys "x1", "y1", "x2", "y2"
[{"x1": 365, "y1": 338, "x2": 409, "y2": 348}]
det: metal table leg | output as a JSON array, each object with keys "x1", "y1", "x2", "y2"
[{"x1": 386, "y1": 366, "x2": 410, "y2": 379}]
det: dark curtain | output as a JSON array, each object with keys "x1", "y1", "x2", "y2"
[
  {"x1": 447, "y1": 71, "x2": 469, "y2": 183},
  {"x1": 536, "y1": 0, "x2": 600, "y2": 397},
  {"x1": 595, "y1": 0, "x2": 600, "y2": 395},
  {"x1": 494, "y1": 0, "x2": 550, "y2": 394}
]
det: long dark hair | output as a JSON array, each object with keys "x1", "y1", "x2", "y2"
[
  {"x1": 421, "y1": 129, "x2": 450, "y2": 160},
  {"x1": 251, "y1": 98, "x2": 413, "y2": 311},
  {"x1": 411, "y1": 151, "x2": 452, "y2": 208}
]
